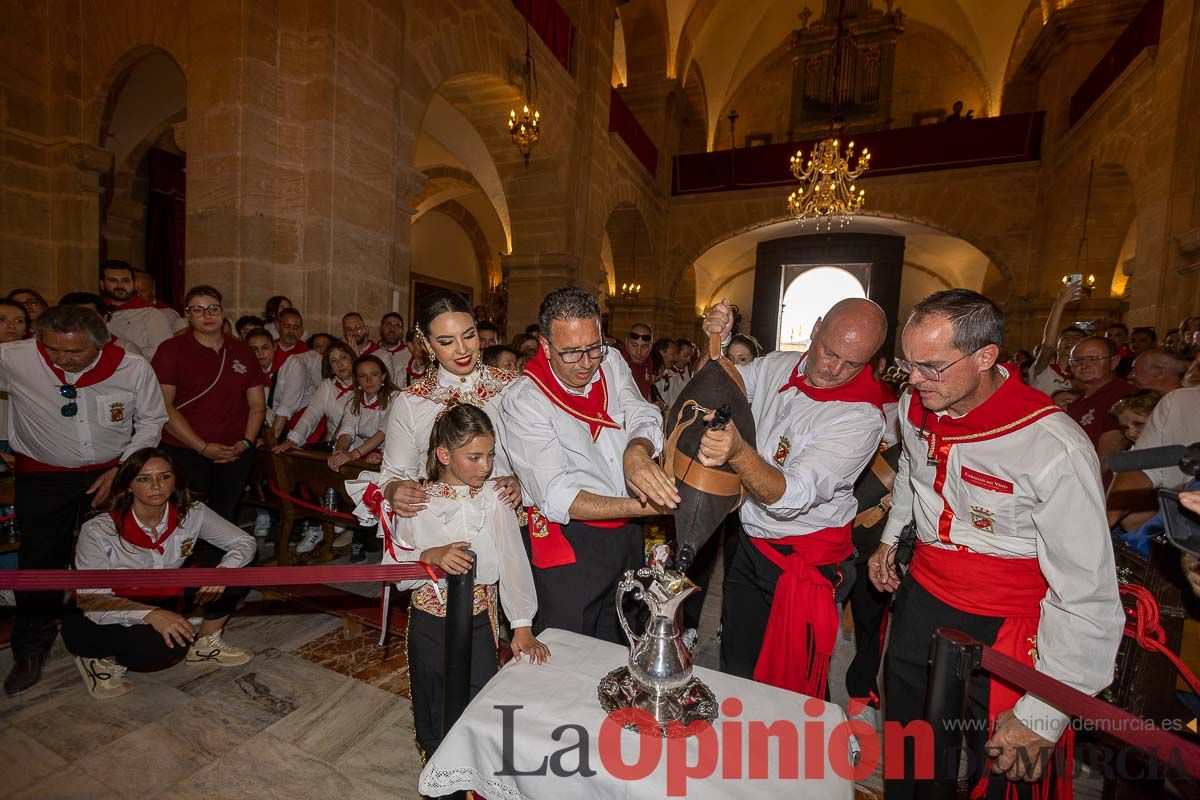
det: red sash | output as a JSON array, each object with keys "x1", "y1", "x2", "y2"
[
  {"x1": 913, "y1": 543, "x2": 1073, "y2": 800},
  {"x1": 15, "y1": 454, "x2": 119, "y2": 474},
  {"x1": 525, "y1": 506, "x2": 630, "y2": 569},
  {"x1": 108, "y1": 507, "x2": 184, "y2": 602},
  {"x1": 750, "y1": 527, "x2": 853, "y2": 697},
  {"x1": 112, "y1": 296, "x2": 152, "y2": 311},
  {"x1": 522, "y1": 349, "x2": 620, "y2": 441}
]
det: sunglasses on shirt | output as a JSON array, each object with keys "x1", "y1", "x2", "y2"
[{"x1": 59, "y1": 384, "x2": 78, "y2": 417}]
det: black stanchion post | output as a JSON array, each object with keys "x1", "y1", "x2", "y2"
[
  {"x1": 442, "y1": 551, "x2": 476, "y2": 741},
  {"x1": 919, "y1": 628, "x2": 983, "y2": 800}
]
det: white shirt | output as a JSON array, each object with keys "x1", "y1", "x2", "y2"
[
  {"x1": 380, "y1": 344, "x2": 411, "y2": 384},
  {"x1": 880, "y1": 377, "x2": 1124, "y2": 741},
  {"x1": 335, "y1": 389, "x2": 399, "y2": 450},
  {"x1": 383, "y1": 481, "x2": 536, "y2": 629},
  {"x1": 658, "y1": 366, "x2": 691, "y2": 409},
  {"x1": 272, "y1": 349, "x2": 322, "y2": 418},
  {"x1": 287, "y1": 378, "x2": 354, "y2": 446},
  {"x1": 737, "y1": 351, "x2": 886, "y2": 539},
  {"x1": 0, "y1": 339, "x2": 167, "y2": 468},
  {"x1": 74, "y1": 501, "x2": 256, "y2": 625},
  {"x1": 380, "y1": 365, "x2": 518, "y2": 484},
  {"x1": 1131, "y1": 385, "x2": 1200, "y2": 489},
  {"x1": 158, "y1": 306, "x2": 185, "y2": 333},
  {"x1": 108, "y1": 306, "x2": 174, "y2": 362},
  {"x1": 501, "y1": 354, "x2": 663, "y2": 524},
  {"x1": 1030, "y1": 363, "x2": 1074, "y2": 397}
]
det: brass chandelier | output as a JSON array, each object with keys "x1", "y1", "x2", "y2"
[
  {"x1": 508, "y1": 7, "x2": 541, "y2": 167},
  {"x1": 786, "y1": 0, "x2": 872, "y2": 229}
]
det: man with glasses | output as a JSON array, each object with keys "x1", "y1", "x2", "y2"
[
  {"x1": 100, "y1": 260, "x2": 174, "y2": 361},
  {"x1": 1063, "y1": 336, "x2": 1136, "y2": 486},
  {"x1": 342, "y1": 311, "x2": 381, "y2": 359},
  {"x1": 0, "y1": 304, "x2": 167, "y2": 695},
  {"x1": 379, "y1": 312, "x2": 412, "y2": 382},
  {"x1": 698, "y1": 296, "x2": 890, "y2": 700},
  {"x1": 868, "y1": 290, "x2": 1122, "y2": 799},
  {"x1": 623, "y1": 323, "x2": 655, "y2": 400},
  {"x1": 500, "y1": 287, "x2": 679, "y2": 642},
  {"x1": 152, "y1": 285, "x2": 268, "y2": 522}
]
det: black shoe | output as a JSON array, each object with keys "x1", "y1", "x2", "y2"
[
  {"x1": 350, "y1": 543, "x2": 366, "y2": 563},
  {"x1": 4, "y1": 653, "x2": 46, "y2": 696}
]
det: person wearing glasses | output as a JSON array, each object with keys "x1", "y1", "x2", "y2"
[
  {"x1": 100, "y1": 260, "x2": 174, "y2": 361},
  {"x1": 868, "y1": 290, "x2": 1122, "y2": 799},
  {"x1": 0, "y1": 304, "x2": 167, "y2": 696},
  {"x1": 622, "y1": 323, "x2": 655, "y2": 400},
  {"x1": 500, "y1": 287, "x2": 678, "y2": 642},
  {"x1": 698, "y1": 296, "x2": 890, "y2": 700},
  {"x1": 1063, "y1": 336, "x2": 1137, "y2": 487},
  {"x1": 7, "y1": 287, "x2": 50, "y2": 327},
  {"x1": 151, "y1": 285, "x2": 268, "y2": 523},
  {"x1": 341, "y1": 311, "x2": 383, "y2": 360}
]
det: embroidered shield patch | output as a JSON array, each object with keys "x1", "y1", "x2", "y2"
[
  {"x1": 109, "y1": 401, "x2": 125, "y2": 423},
  {"x1": 232, "y1": 359, "x2": 248, "y2": 374},
  {"x1": 969, "y1": 505, "x2": 995, "y2": 534},
  {"x1": 179, "y1": 538, "x2": 195, "y2": 558},
  {"x1": 773, "y1": 435, "x2": 791, "y2": 466}
]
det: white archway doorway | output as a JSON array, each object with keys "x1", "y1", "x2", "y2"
[{"x1": 778, "y1": 266, "x2": 867, "y2": 351}]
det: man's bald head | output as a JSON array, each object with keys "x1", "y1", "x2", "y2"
[
  {"x1": 1132, "y1": 347, "x2": 1187, "y2": 393},
  {"x1": 805, "y1": 297, "x2": 888, "y2": 388}
]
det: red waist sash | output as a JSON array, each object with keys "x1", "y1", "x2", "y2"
[
  {"x1": 15, "y1": 454, "x2": 120, "y2": 474},
  {"x1": 525, "y1": 506, "x2": 631, "y2": 569},
  {"x1": 750, "y1": 526, "x2": 853, "y2": 698}
]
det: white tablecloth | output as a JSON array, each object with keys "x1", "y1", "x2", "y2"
[{"x1": 418, "y1": 628, "x2": 854, "y2": 799}]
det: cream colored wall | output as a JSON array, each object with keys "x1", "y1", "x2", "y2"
[{"x1": 411, "y1": 212, "x2": 482, "y2": 302}]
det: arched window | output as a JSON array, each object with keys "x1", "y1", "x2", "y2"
[{"x1": 778, "y1": 266, "x2": 866, "y2": 351}]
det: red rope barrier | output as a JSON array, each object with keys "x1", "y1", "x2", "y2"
[
  {"x1": 0, "y1": 564, "x2": 444, "y2": 591},
  {"x1": 0, "y1": 512, "x2": 15, "y2": 524},
  {"x1": 267, "y1": 482, "x2": 361, "y2": 521},
  {"x1": 978, "y1": 646, "x2": 1200, "y2": 779},
  {"x1": 1119, "y1": 583, "x2": 1200, "y2": 696}
]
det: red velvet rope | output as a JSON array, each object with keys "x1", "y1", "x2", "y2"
[
  {"x1": 267, "y1": 481, "x2": 360, "y2": 521},
  {"x1": 0, "y1": 564, "x2": 443, "y2": 591},
  {"x1": 0, "y1": 512, "x2": 14, "y2": 524},
  {"x1": 1119, "y1": 583, "x2": 1200, "y2": 696}
]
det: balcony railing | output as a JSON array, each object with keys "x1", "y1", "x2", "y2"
[
  {"x1": 671, "y1": 112, "x2": 1044, "y2": 196},
  {"x1": 1068, "y1": 0, "x2": 1162, "y2": 127},
  {"x1": 610, "y1": 88, "x2": 659, "y2": 177}
]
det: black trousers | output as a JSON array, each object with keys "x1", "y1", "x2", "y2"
[
  {"x1": 61, "y1": 585, "x2": 248, "y2": 671},
  {"x1": 719, "y1": 530, "x2": 854, "y2": 691},
  {"x1": 680, "y1": 513, "x2": 737, "y2": 631},
  {"x1": 531, "y1": 520, "x2": 643, "y2": 644},
  {"x1": 844, "y1": 554, "x2": 889, "y2": 705},
  {"x1": 408, "y1": 607, "x2": 497, "y2": 759},
  {"x1": 163, "y1": 444, "x2": 254, "y2": 523},
  {"x1": 13, "y1": 468, "x2": 108, "y2": 658},
  {"x1": 884, "y1": 577, "x2": 1037, "y2": 800}
]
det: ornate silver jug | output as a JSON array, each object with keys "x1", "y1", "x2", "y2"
[{"x1": 616, "y1": 560, "x2": 700, "y2": 724}]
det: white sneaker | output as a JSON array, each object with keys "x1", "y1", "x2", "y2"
[
  {"x1": 331, "y1": 526, "x2": 352, "y2": 549},
  {"x1": 254, "y1": 509, "x2": 271, "y2": 538},
  {"x1": 187, "y1": 631, "x2": 254, "y2": 667},
  {"x1": 296, "y1": 523, "x2": 324, "y2": 554},
  {"x1": 74, "y1": 656, "x2": 133, "y2": 700}
]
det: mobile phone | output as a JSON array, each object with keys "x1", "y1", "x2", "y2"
[{"x1": 1159, "y1": 489, "x2": 1200, "y2": 557}]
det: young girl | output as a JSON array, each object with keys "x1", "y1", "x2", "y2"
[
  {"x1": 1111, "y1": 389, "x2": 1162, "y2": 445},
  {"x1": 384, "y1": 404, "x2": 548, "y2": 760},
  {"x1": 327, "y1": 354, "x2": 397, "y2": 471}
]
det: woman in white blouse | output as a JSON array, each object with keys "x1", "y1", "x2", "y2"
[
  {"x1": 380, "y1": 290, "x2": 522, "y2": 517},
  {"x1": 63, "y1": 447, "x2": 257, "y2": 699},
  {"x1": 327, "y1": 353, "x2": 399, "y2": 471},
  {"x1": 272, "y1": 340, "x2": 356, "y2": 452}
]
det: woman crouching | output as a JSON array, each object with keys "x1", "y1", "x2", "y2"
[{"x1": 63, "y1": 447, "x2": 257, "y2": 699}]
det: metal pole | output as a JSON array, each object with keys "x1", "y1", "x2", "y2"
[
  {"x1": 918, "y1": 628, "x2": 982, "y2": 800},
  {"x1": 442, "y1": 551, "x2": 476, "y2": 739}
]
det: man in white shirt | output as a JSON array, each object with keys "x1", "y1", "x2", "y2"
[
  {"x1": 1130, "y1": 347, "x2": 1187, "y2": 396},
  {"x1": 0, "y1": 304, "x2": 168, "y2": 695},
  {"x1": 270, "y1": 333, "x2": 330, "y2": 441},
  {"x1": 342, "y1": 311, "x2": 381, "y2": 359},
  {"x1": 698, "y1": 298, "x2": 889, "y2": 699},
  {"x1": 501, "y1": 287, "x2": 679, "y2": 642},
  {"x1": 101, "y1": 260, "x2": 174, "y2": 360},
  {"x1": 378, "y1": 311, "x2": 410, "y2": 381},
  {"x1": 134, "y1": 270, "x2": 185, "y2": 332},
  {"x1": 869, "y1": 289, "x2": 1123, "y2": 799}
]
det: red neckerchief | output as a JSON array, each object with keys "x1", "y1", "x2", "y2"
[
  {"x1": 272, "y1": 340, "x2": 308, "y2": 372},
  {"x1": 112, "y1": 296, "x2": 152, "y2": 311},
  {"x1": 334, "y1": 378, "x2": 354, "y2": 399},
  {"x1": 1050, "y1": 362, "x2": 1070, "y2": 380},
  {"x1": 359, "y1": 341, "x2": 380, "y2": 357},
  {"x1": 670, "y1": 365, "x2": 688, "y2": 377},
  {"x1": 383, "y1": 342, "x2": 405, "y2": 354},
  {"x1": 406, "y1": 359, "x2": 425, "y2": 385},
  {"x1": 522, "y1": 348, "x2": 619, "y2": 441},
  {"x1": 906, "y1": 367, "x2": 1060, "y2": 442},
  {"x1": 110, "y1": 506, "x2": 180, "y2": 555},
  {"x1": 36, "y1": 341, "x2": 125, "y2": 388},
  {"x1": 777, "y1": 354, "x2": 887, "y2": 409},
  {"x1": 153, "y1": 300, "x2": 170, "y2": 310},
  {"x1": 359, "y1": 392, "x2": 381, "y2": 411}
]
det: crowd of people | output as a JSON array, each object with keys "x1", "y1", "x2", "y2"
[{"x1": 1, "y1": 262, "x2": 1198, "y2": 796}]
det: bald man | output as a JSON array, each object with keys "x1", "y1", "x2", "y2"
[
  {"x1": 1130, "y1": 347, "x2": 1186, "y2": 395},
  {"x1": 700, "y1": 297, "x2": 890, "y2": 698}
]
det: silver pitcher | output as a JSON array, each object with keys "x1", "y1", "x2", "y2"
[{"x1": 616, "y1": 561, "x2": 700, "y2": 724}]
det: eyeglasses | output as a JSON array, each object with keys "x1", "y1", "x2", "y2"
[
  {"x1": 186, "y1": 304, "x2": 222, "y2": 316},
  {"x1": 59, "y1": 384, "x2": 78, "y2": 417},
  {"x1": 895, "y1": 349, "x2": 979, "y2": 382},
  {"x1": 554, "y1": 343, "x2": 608, "y2": 364},
  {"x1": 1067, "y1": 355, "x2": 1111, "y2": 366},
  {"x1": 627, "y1": 332, "x2": 652, "y2": 342}
]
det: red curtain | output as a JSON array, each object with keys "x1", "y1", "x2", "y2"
[
  {"x1": 609, "y1": 89, "x2": 658, "y2": 176},
  {"x1": 513, "y1": 0, "x2": 574, "y2": 73},
  {"x1": 145, "y1": 148, "x2": 186, "y2": 309},
  {"x1": 1068, "y1": 0, "x2": 1162, "y2": 126}
]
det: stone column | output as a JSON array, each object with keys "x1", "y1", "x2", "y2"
[
  {"x1": 49, "y1": 142, "x2": 112, "y2": 294},
  {"x1": 501, "y1": 253, "x2": 581, "y2": 334}
]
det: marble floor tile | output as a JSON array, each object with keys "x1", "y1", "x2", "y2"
[
  {"x1": 217, "y1": 608, "x2": 343, "y2": 654},
  {"x1": 73, "y1": 719, "x2": 217, "y2": 798},
  {"x1": 11, "y1": 766, "x2": 123, "y2": 800},
  {"x1": 156, "y1": 685, "x2": 292, "y2": 759},
  {"x1": 294, "y1": 628, "x2": 411, "y2": 697},
  {"x1": 0, "y1": 723, "x2": 70, "y2": 794},
  {"x1": 333, "y1": 703, "x2": 425, "y2": 794},
  {"x1": 13, "y1": 677, "x2": 191, "y2": 760},
  {"x1": 0, "y1": 650, "x2": 89, "y2": 723},
  {"x1": 266, "y1": 678, "x2": 400, "y2": 762}
]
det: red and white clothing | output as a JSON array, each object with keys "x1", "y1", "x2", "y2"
[
  {"x1": 380, "y1": 343, "x2": 411, "y2": 384},
  {"x1": 335, "y1": 389, "x2": 399, "y2": 450},
  {"x1": 880, "y1": 367, "x2": 1124, "y2": 742},
  {"x1": 380, "y1": 364, "x2": 519, "y2": 483},
  {"x1": 153, "y1": 301, "x2": 185, "y2": 333},
  {"x1": 1030, "y1": 362, "x2": 1074, "y2": 396},
  {"x1": 108, "y1": 297, "x2": 174, "y2": 361},
  {"x1": 151, "y1": 332, "x2": 269, "y2": 447},
  {"x1": 271, "y1": 339, "x2": 308, "y2": 374},
  {"x1": 0, "y1": 339, "x2": 167, "y2": 469},
  {"x1": 657, "y1": 365, "x2": 691, "y2": 409},
  {"x1": 622, "y1": 350, "x2": 654, "y2": 401},
  {"x1": 285, "y1": 377, "x2": 354, "y2": 446},
  {"x1": 271, "y1": 349, "x2": 322, "y2": 421},
  {"x1": 1065, "y1": 377, "x2": 1136, "y2": 449},
  {"x1": 1131, "y1": 385, "x2": 1200, "y2": 490},
  {"x1": 74, "y1": 501, "x2": 256, "y2": 625}
]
